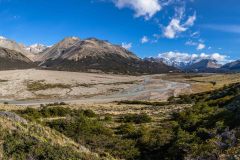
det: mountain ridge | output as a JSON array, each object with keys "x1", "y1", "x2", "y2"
[
  {"x1": 2, "y1": 35, "x2": 239, "y2": 74},
  {"x1": 39, "y1": 37, "x2": 176, "y2": 74},
  {"x1": 0, "y1": 46, "x2": 35, "y2": 70},
  {"x1": 185, "y1": 59, "x2": 222, "y2": 72},
  {"x1": 0, "y1": 36, "x2": 48, "y2": 61},
  {"x1": 221, "y1": 60, "x2": 240, "y2": 71}
]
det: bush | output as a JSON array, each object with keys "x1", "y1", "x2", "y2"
[
  {"x1": 121, "y1": 113, "x2": 152, "y2": 124},
  {"x1": 47, "y1": 115, "x2": 139, "y2": 159},
  {"x1": 83, "y1": 109, "x2": 97, "y2": 117},
  {"x1": 15, "y1": 107, "x2": 98, "y2": 121},
  {"x1": 117, "y1": 123, "x2": 140, "y2": 139},
  {"x1": 2, "y1": 130, "x2": 85, "y2": 160},
  {"x1": 104, "y1": 114, "x2": 113, "y2": 121}
]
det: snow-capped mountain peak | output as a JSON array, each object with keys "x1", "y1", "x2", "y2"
[
  {"x1": 71, "y1": 36, "x2": 80, "y2": 40},
  {"x1": 25, "y1": 43, "x2": 48, "y2": 54},
  {"x1": 0, "y1": 36, "x2": 48, "y2": 61}
]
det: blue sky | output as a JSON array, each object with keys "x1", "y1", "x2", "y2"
[{"x1": 0, "y1": 0, "x2": 239, "y2": 62}]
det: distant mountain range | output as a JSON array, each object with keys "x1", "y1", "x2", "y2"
[
  {"x1": 0, "y1": 35, "x2": 239, "y2": 74},
  {"x1": 0, "y1": 36, "x2": 176, "y2": 74},
  {"x1": 184, "y1": 59, "x2": 222, "y2": 72},
  {"x1": 145, "y1": 56, "x2": 240, "y2": 73},
  {"x1": 221, "y1": 60, "x2": 240, "y2": 72}
]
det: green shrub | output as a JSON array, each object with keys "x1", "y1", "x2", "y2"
[
  {"x1": 2, "y1": 130, "x2": 85, "y2": 160},
  {"x1": 15, "y1": 107, "x2": 97, "y2": 121},
  {"x1": 47, "y1": 115, "x2": 139, "y2": 159},
  {"x1": 83, "y1": 109, "x2": 97, "y2": 117},
  {"x1": 104, "y1": 114, "x2": 113, "y2": 121},
  {"x1": 121, "y1": 113, "x2": 152, "y2": 124}
]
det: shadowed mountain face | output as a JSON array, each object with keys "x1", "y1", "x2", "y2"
[
  {"x1": 185, "y1": 59, "x2": 222, "y2": 72},
  {"x1": 221, "y1": 60, "x2": 240, "y2": 71},
  {"x1": 39, "y1": 37, "x2": 176, "y2": 74},
  {"x1": 0, "y1": 47, "x2": 35, "y2": 70}
]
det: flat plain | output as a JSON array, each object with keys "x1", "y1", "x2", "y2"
[
  {"x1": 0, "y1": 69, "x2": 189, "y2": 105},
  {"x1": 0, "y1": 69, "x2": 240, "y2": 105}
]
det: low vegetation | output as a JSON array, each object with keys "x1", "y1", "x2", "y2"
[
  {"x1": 0, "y1": 115, "x2": 103, "y2": 160},
  {"x1": 1, "y1": 130, "x2": 84, "y2": 160},
  {"x1": 26, "y1": 80, "x2": 71, "y2": 91},
  {"x1": 2, "y1": 82, "x2": 240, "y2": 159},
  {"x1": 117, "y1": 100, "x2": 170, "y2": 106},
  {"x1": 0, "y1": 79, "x2": 8, "y2": 82},
  {"x1": 120, "y1": 113, "x2": 152, "y2": 124}
]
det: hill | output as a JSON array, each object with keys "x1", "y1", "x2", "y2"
[
  {"x1": 0, "y1": 47, "x2": 35, "y2": 70},
  {"x1": 0, "y1": 36, "x2": 47, "y2": 61},
  {"x1": 0, "y1": 108, "x2": 112, "y2": 160},
  {"x1": 1, "y1": 82, "x2": 240, "y2": 159}
]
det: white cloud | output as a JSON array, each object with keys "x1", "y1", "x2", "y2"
[
  {"x1": 121, "y1": 42, "x2": 132, "y2": 49},
  {"x1": 109, "y1": 0, "x2": 198, "y2": 40},
  {"x1": 158, "y1": 51, "x2": 229, "y2": 64},
  {"x1": 210, "y1": 53, "x2": 227, "y2": 62},
  {"x1": 191, "y1": 31, "x2": 200, "y2": 38},
  {"x1": 114, "y1": 0, "x2": 162, "y2": 19},
  {"x1": 186, "y1": 40, "x2": 206, "y2": 50},
  {"x1": 163, "y1": 19, "x2": 187, "y2": 39},
  {"x1": 197, "y1": 43, "x2": 205, "y2": 50},
  {"x1": 184, "y1": 13, "x2": 196, "y2": 26},
  {"x1": 141, "y1": 36, "x2": 149, "y2": 43},
  {"x1": 0, "y1": 36, "x2": 7, "y2": 40},
  {"x1": 163, "y1": 11, "x2": 197, "y2": 39},
  {"x1": 185, "y1": 40, "x2": 197, "y2": 46}
]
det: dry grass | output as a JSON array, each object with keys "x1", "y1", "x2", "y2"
[
  {"x1": 162, "y1": 73, "x2": 240, "y2": 93},
  {"x1": 0, "y1": 112, "x2": 106, "y2": 159},
  {"x1": 64, "y1": 103, "x2": 192, "y2": 123},
  {"x1": 0, "y1": 104, "x2": 31, "y2": 111},
  {"x1": 26, "y1": 80, "x2": 72, "y2": 91}
]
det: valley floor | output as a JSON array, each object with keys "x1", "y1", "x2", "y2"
[
  {"x1": 0, "y1": 69, "x2": 240, "y2": 106},
  {"x1": 0, "y1": 69, "x2": 191, "y2": 105}
]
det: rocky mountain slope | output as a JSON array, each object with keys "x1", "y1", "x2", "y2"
[
  {"x1": 39, "y1": 37, "x2": 176, "y2": 74},
  {"x1": 0, "y1": 47, "x2": 35, "y2": 70},
  {"x1": 0, "y1": 36, "x2": 47, "y2": 61},
  {"x1": 36, "y1": 37, "x2": 81, "y2": 62},
  {"x1": 185, "y1": 59, "x2": 222, "y2": 72},
  {"x1": 221, "y1": 60, "x2": 240, "y2": 71}
]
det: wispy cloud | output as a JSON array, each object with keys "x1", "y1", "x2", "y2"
[{"x1": 201, "y1": 24, "x2": 240, "y2": 34}]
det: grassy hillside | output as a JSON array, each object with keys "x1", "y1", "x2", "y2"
[
  {"x1": 0, "y1": 109, "x2": 113, "y2": 160},
  {"x1": 1, "y1": 82, "x2": 240, "y2": 159}
]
